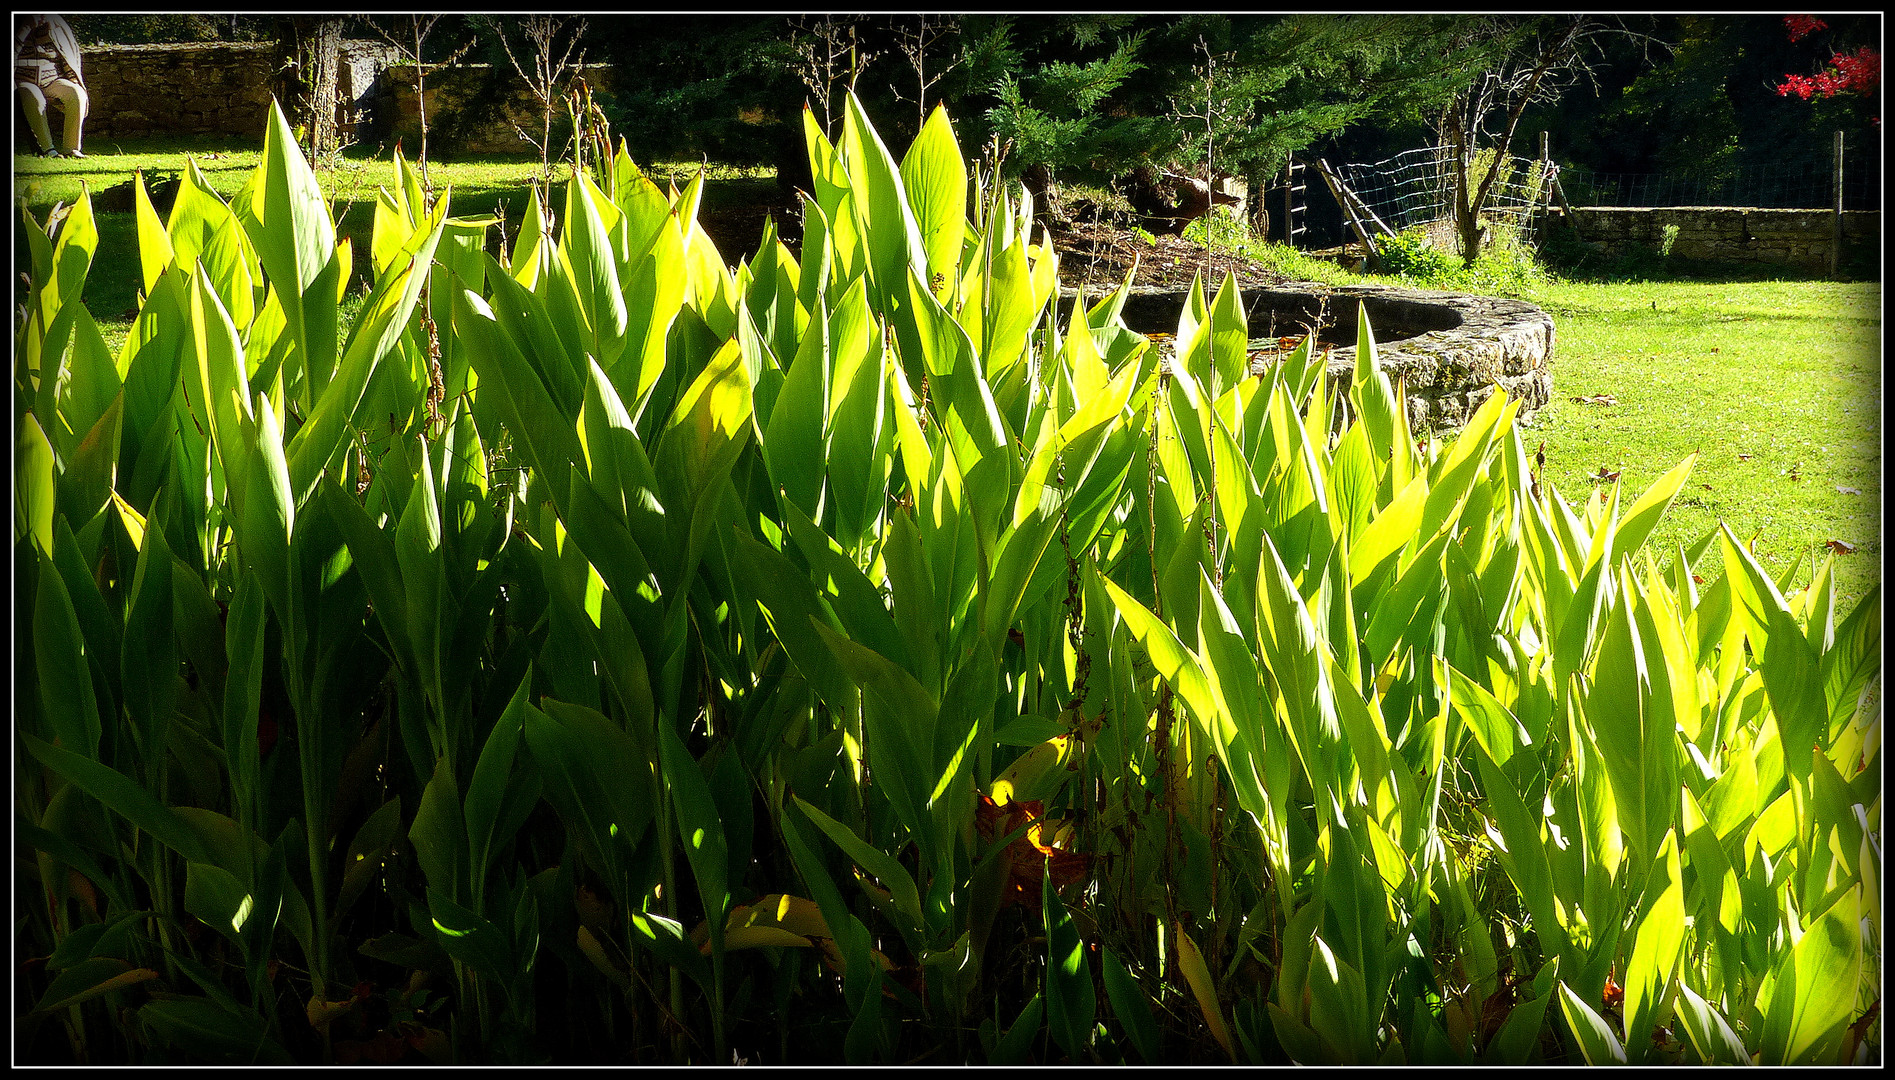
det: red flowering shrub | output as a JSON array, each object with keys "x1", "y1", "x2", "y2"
[
  {"x1": 1777, "y1": 46, "x2": 1882, "y2": 100},
  {"x1": 1774, "y1": 16, "x2": 1880, "y2": 125},
  {"x1": 1784, "y1": 14, "x2": 1828, "y2": 43}
]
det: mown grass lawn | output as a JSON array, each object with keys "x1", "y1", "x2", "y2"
[
  {"x1": 1524, "y1": 277, "x2": 1880, "y2": 612},
  {"x1": 15, "y1": 141, "x2": 1880, "y2": 609}
]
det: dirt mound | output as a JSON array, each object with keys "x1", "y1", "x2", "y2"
[{"x1": 1049, "y1": 220, "x2": 1295, "y2": 293}]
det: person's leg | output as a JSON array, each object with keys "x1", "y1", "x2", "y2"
[
  {"x1": 17, "y1": 81, "x2": 56, "y2": 154},
  {"x1": 43, "y1": 78, "x2": 86, "y2": 156}
]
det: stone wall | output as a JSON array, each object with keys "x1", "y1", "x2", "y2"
[
  {"x1": 1567, "y1": 206, "x2": 1879, "y2": 273},
  {"x1": 382, "y1": 63, "x2": 616, "y2": 155},
  {"x1": 1093, "y1": 281, "x2": 1555, "y2": 434},
  {"x1": 21, "y1": 40, "x2": 403, "y2": 146},
  {"x1": 55, "y1": 42, "x2": 276, "y2": 141}
]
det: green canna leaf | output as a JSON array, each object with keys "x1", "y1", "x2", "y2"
[
  {"x1": 33, "y1": 551, "x2": 101, "y2": 756},
  {"x1": 412, "y1": 756, "x2": 469, "y2": 904},
  {"x1": 465, "y1": 676, "x2": 539, "y2": 893},
  {"x1": 657, "y1": 713, "x2": 732, "y2": 947},
  {"x1": 1622, "y1": 831, "x2": 1686, "y2": 1063},
  {"x1": 1719, "y1": 526, "x2": 1828, "y2": 784},
  {"x1": 1100, "y1": 947, "x2": 1163, "y2": 1063},
  {"x1": 120, "y1": 502, "x2": 177, "y2": 766},
  {"x1": 1758, "y1": 884, "x2": 1863, "y2": 1064},
  {"x1": 1042, "y1": 861, "x2": 1096, "y2": 1059},
  {"x1": 22, "y1": 732, "x2": 218, "y2": 866},
  {"x1": 900, "y1": 105, "x2": 968, "y2": 301},
  {"x1": 1673, "y1": 981, "x2": 1751, "y2": 1064},
  {"x1": 1558, "y1": 980, "x2": 1628, "y2": 1064},
  {"x1": 336, "y1": 797, "x2": 402, "y2": 923},
  {"x1": 793, "y1": 795, "x2": 923, "y2": 935},
  {"x1": 562, "y1": 171, "x2": 629, "y2": 366},
  {"x1": 428, "y1": 887, "x2": 515, "y2": 985},
  {"x1": 1613, "y1": 453, "x2": 1695, "y2": 561},
  {"x1": 1442, "y1": 658, "x2": 1531, "y2": 766},
  {"x1": 17, "y1": 414, "x2": 56, "y2": 556},
  {"x1": 840, "y1": 93, "x2": 928, "y2": 316}
]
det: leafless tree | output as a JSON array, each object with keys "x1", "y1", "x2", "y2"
[
  {"x1": 359, "y1": 15, "x2": 474, "y2": 200},
  {"x1": 791, "y1": 16, "x2": 879, "y2": 138},
  {"x1": 1168, "y1": 38, "x2": 1244, "y2": 278},
  {"x1": 1436, "y1": 16, "x2": 1662, "y2": 264},
  {"x1": 891, "y1": 15, "x2": 960, "y2": 132},
  {"x1": 496, "y1": 15, "x2": 589, "y2": 209}
]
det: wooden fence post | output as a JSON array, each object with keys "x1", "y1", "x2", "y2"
[{"x1": 1831, "y1": 129, "x2": 1844, "y2": 278}]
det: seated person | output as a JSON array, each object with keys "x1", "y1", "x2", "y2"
[{"x1": 16, "y1": 13, "x2": 86, "y2": 158}]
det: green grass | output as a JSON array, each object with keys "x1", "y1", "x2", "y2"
[{"x1": 1523, "y1": 277, "x2": 1880, "y2": 613}]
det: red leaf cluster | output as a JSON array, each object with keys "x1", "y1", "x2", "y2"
[
  {"x1": 975, "y1": 792, "x2": 1088, "y2": 912},
  {"x1": 1777, "y1": 46, "x2": 1881, "y2": 100},
  {"x1": 1784, "y1": 15, "x2": 1829, "y2": 43}
]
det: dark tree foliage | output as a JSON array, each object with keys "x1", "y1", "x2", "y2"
[
  {"x1": 62, "y1": 14, "x2": 273, "y2": 45},
  {"x1": 588, "y1": 16, "x2": 805, "y2": 169},
  {"x1": 536, "y1": 14, "x2": 1515, "y2": 213},
  {"x1": 958, "y1": 15, "x2": 1501, "y2": 194},
  {"x1": 1525, "y1": 15, "x2": 1880, "y2": 175}
]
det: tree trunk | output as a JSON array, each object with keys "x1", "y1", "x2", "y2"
[{"x1": 276, "y1": 16, "x2": 345, "y2": 159}]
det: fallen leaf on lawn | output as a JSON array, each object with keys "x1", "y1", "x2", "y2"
[
  {"x1": 1700, "y1": 483, "x2": 1713, "y2": 490},
  {"x1": 1826, "y1": 539, "x2": 1857, "y2": 555},
  {"x1": 1736, "y1": 453, "x2": 1752, "y2": 462},
  {"x1": 1571, "y1": 393, "x2": 1618, "y2": 406},
  {"x1": 1837, "y1": 485, "x2": 1861, "y2": 495}
]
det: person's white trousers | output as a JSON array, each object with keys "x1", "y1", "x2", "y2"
[{"x1": 19, "y1": 77, "x2": 86, "y2": 154}]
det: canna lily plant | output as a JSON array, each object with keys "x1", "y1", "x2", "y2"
[{"x1": 15, "y1": 93, "x2": 1880, "y2": 1066}]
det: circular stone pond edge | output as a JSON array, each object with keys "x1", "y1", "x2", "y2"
[{"x1": 1062, "y1": 280, "x2": 1555, "y2": 434}]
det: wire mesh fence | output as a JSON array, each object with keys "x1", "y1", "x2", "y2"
[
  {"x1": 1557, "y1": 154, "x2": 1880, "y2": 212},
  {"x1": 1330, "y1": 145, "x2": 1557, "y2": 255},
  {"x1": 1319, "y1": 141, "x2": 1879, "y2": 259}
]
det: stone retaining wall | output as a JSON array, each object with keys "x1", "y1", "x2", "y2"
[
  {"x1": 1086, "y1": 281, "x2": 1554, "y2": 433},
  {"x1": 1567, "y1": 206, "x2": 1879, "y2": 273},
  {"x1": 382, "y1": 63, "x2": 616, "y2": 155},
  {"x1": 39, "y1": 43, "x2": 634, "y2": 160},
  {"x1": 23, "y1": 40, "x2": 404, "y2": 146},
  {"x1": 50, "y1": 42, "x2": 276, "y2": 141}
]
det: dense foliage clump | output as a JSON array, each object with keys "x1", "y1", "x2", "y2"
[{"x1": 14, "y1": 99, "x2": 1880, "y2": 1065}]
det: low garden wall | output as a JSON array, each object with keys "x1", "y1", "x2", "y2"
[
  {"x1": 25, "y1": 40, "x2": 402, "y2": 146},
  {"x1": 1567, "y1": 206, "x2": 1879, "y2": 273},
  {"x1": 382, "y1": 63, "x2": 617, "y2": 155},
  {"x1": 48, "y1": 42, "x2": 276, "y2": 142},
  {"x1": 19, "y1": 41, "x2": 582, "y2": 153}
]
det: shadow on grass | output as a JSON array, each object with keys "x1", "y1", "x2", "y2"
[{"x1": 1544, "y1": 247, "x2": 1880, "y2": 287}]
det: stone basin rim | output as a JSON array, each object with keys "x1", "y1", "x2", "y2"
[{"x1": 1057, "y1": 278, "x2": 1556, "y2": 434}]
